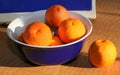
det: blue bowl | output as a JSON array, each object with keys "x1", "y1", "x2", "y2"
[{"x1": 7, "y1": 10, "x2": 92, "y2": 65}]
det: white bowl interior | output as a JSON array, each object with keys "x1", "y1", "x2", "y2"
[{"x1": 7, "y1": 10, "x2": 92, "y2": 48}]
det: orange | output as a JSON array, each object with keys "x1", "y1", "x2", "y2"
[
  {"x1": 58, "y1": 18, "x2": 86, "y2": 43},
  {"x1": 88, "y1": 39, "x2": 117, "y2": 68},
  {"x1": 50, "y1": 35, "x2": 63, "y2": 46},
  {"x1": 45, "y1": 4, "x2": 69, "y2": 27},
  {"x1": 18, "y1": 33, "x2": 24, "y2": 43},
  {"x1": 23, "y1": 22, "x2": 52, "y2": 46}
]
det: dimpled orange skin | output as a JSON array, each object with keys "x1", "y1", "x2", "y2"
[
  {"x1": 45, "y1": 4, "x2": 69, "y2": 27},
  {"x1": 23, "y1": 22, "x2": 52, "y2": 46},
  {"x1": 88, "y1": 39, "x2": 117, "y2": 68},
  {"x1": 58, "y1": 18, "x2": 86, "y2": 43}
]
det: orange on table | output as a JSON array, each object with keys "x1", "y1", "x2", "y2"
[
  {"x1": 50, "y1": 35, "x2": 63, "y2": 46},
  {"x1": 22, "y1": 22, "x2": 52, "y2": 46},
  {"x1": 58, "y1": 18, "x2": 86, "y2": 43},
  {"x1": 45, "y1": 4, "x2": 69, "y2": 27},
  {"x1": 88, "y1": 39, "x2": 117, "y2": 68}
]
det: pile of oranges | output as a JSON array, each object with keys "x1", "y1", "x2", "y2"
[{"x1": 18, "y1": 4, "x2": 86, "y2": 46}]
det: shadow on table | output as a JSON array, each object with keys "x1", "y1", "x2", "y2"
[
  {"x1": 64, "y1": 53, "x2": 93, "y2": 68},
  {"x1": 0, "y1": 30, "x2": 93, "y2": 68},
  {"x1": 7, "y1": 37, "x2": 37, "y2": 67},
  {"x1": 0, "y1": 31, "x2": 37, "y2": 67}
]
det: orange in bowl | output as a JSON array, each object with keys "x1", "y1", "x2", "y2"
[
  {"x1": 18, "y1": 33, "x2": 24, "y2": 43},
  {"x1": 45, "y1": 4, "x2": 69, "y2": 27},
  {"x1": 50, "y1": 35, "x2": 63, "y2": 46},
  {"x1": 22, "y1": 22, "x2": 52, "y2": 46},
  {"x1": 58, "y1": 18, "x2": 86, "y2": 43}
]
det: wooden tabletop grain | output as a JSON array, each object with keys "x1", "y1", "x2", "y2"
[{"x1": 0, "y1": 0, "x2": 120, "y2": 75}]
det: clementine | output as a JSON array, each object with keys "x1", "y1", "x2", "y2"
[
  {"x1": 23, "y1": 22, "x2": 52, "y2": 46},
  {"x1": 50, "y1": 35, "x2": 63, "y2": 46},
  {"x1": 88, "y1": 39, "x2": 117, "y2": 68},
  {"x1": 18, "y1": 33, "x2": 24, "y2": 42},
  {"x1": 58, "y1": 18, "x2": 86, "y2": 43},
  {"x1": 45, "y1": 4, "x2": 69, "y2": 27}
]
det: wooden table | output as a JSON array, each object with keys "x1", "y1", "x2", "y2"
[{"x1": 0, "y1": 0, "x2": 120, "y2": 75}]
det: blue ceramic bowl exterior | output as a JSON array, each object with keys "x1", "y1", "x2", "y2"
[
  {"x1": 22, "y1": 40, "x2": 84, "y2": 65},
  {"x1": 7, "y1": 10, "x2": 92, "y2": 65}
]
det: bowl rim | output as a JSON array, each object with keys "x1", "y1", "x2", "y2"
[{"x1": 7, "y1": 10, "x2": 93, "y2": 48}]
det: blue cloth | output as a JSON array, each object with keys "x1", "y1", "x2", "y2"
[{"x1": 0, "y1": 0, "x2": 92, "y2": 13}]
